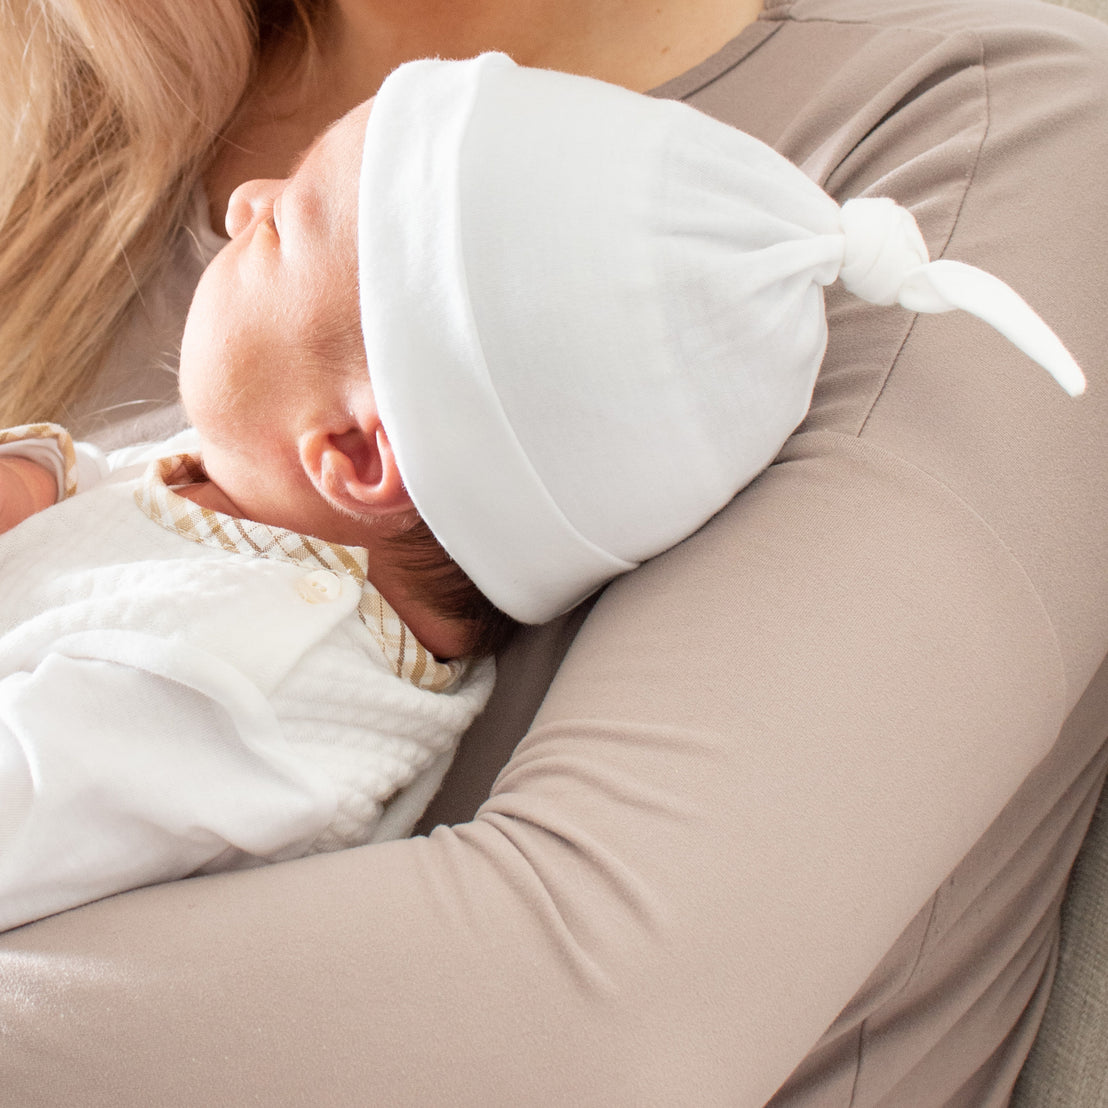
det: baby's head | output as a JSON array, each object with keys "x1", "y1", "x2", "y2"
[
  {"x1": 180, "y1": 100, "x2": 370, "y2": 543},
  {"x1": 179, "y1": 98, "x2": 514, "y2": 657},
  {"x1": 181, "y1": 53, "x2": 1083, "y2": 639}
]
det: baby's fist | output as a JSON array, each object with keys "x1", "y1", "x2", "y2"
[{"x1": 0, "y1": 457, "x2": 57, "y2": 534}]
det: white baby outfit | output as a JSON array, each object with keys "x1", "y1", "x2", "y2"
[{"x1": 0, "y1": 425, "x2": 494, "y2": 932}]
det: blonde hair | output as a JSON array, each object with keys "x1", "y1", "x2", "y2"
[{"x1": 0, "y1": 1, "x2": 319, "y2": 426}]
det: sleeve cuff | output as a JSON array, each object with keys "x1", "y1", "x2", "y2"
[{"x1": 0, "y1": 423, "x2": 110, "y2": 502}]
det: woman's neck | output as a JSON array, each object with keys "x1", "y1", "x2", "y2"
[
  {"x1": 329, "y1": 0, "x2": 764, "y2": 95},
  {"x1": 205, "y1": 0, "x2": 762, "y2": 228}
]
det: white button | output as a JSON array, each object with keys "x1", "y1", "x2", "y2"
[{"x1": 296, "y1": 570, "x2": 343, "y2": 604}]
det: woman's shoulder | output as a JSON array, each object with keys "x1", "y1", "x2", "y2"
[
  {"x1": 670, "y1": 0, "x2": 1108, "y2": 142},
  {"x1": 766, "y1": 0, "x2": 1108, "y2": 41}
]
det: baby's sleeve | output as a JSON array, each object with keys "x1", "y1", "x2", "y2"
[
  {"x1": 0, "y1": 629, "x2": 338, "y2": 933},
  {"x1": 0, "y1": 423, "x2": 111, "y2": 502}
]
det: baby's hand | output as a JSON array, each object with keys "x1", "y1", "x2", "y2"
[{"x1": 0, "y1": 457, "x2": 57, "y2": 534}]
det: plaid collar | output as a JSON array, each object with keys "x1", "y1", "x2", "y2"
[{"x1": 135, "y1": 453, "x2": 463, "y2": 693}]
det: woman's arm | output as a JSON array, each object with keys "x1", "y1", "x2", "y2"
[{"x1": 0, "y1": 469, "x2": 1074, "y2": 1104}]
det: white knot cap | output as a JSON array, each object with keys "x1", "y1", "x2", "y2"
[
  {"x1": 838, "y1": 197, "x2": 1086, "y2": 396},
  {"x1": 839, "y1": 197, "x2": 932, "y2": 307}
]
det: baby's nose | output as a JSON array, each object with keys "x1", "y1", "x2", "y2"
[{"x1": 224, "y1": 179, "x2": 281, "y2": 239}]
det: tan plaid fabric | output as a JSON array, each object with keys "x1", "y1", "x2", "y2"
[
  {"x1": 0, "y1": 422, "x2": 80, "y2": 498},
  {"x1": 135, "y1": 453, "x2": 463, "y2": 693}
]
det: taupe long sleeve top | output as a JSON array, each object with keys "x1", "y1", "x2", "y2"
[{"x1": 3, "y1": 1, "x2": 1107, "y2": 1104}]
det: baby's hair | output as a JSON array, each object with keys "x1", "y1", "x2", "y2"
[
  {"x1": 301, "y1": 256, "x2": 366, "y2": 373},
  {"x1": 385, "y1": 519, "x2": 520, "y2": 658}
]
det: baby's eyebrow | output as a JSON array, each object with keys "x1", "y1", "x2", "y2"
[{"x1": 286, "y1": 116, "x2": 343, "y2": 180}]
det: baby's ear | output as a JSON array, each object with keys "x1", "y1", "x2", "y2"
[{"x1": 299, "y1": 418, "x2": 411, "y2": 518}]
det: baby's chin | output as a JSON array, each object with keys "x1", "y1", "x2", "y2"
[{"x1": 176, "y1": 438, "x2": 257, "y2": 522}]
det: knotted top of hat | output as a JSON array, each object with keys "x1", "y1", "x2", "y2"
[{"x1": 358, "y1": 53, "x2": 1084, "y2": 626}]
